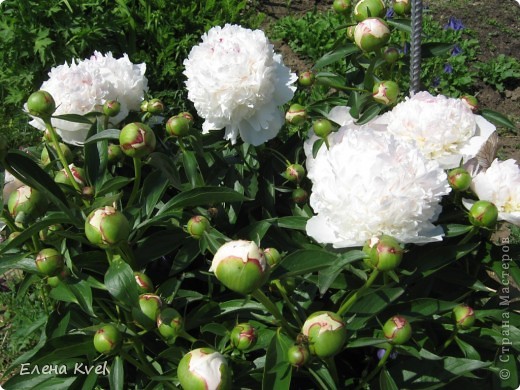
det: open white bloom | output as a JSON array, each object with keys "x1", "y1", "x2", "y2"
[
  {"x1": 464, "y1": 159, "x2": 520, "y2": 225},
  {"x1": 373, "y1": 91, "x2": 496, "y2": 169},
  {"x1": 305, "y1": 126, "x2": 450, "y2": 248},
  {"x1": 184, "y1": 24, "x2": 297, "y2": 146},
  {"x1": 27, "y1": 51, "x2": 148, "y2": 145}
]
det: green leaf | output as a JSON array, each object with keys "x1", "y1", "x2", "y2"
[
  {"x1": 134, "y1": 229, "x2": 185, "y2": 267},
  {"x1": 147, "y1": 152, "x2": 182, "y2": 190},
  {"x1": 387, "y1": 18, "x2": 411, "y2": 34},
  {"x1": 315, "y1": 71, "x2": 348, "y2": 90},
  {"x1": 109, "y1": 356, "x2": 124, "y2": 390},
  {"x1": 318, "y1": 250, "x2": 367, "y2": 295},
  {"x1": 422, "y1": 42, "x2": 456, "y2": 58},
  {"x1": 52, "y1": 113, "x2": 96, "y2": 125},
  {"x1": 442, "y1": 224, "x2": 474, "y2": 237},
  {"x1": 379, "y1": 368, "x2": 399, "y2": 390},
  {"x1": 347, "y1": 337, "x2": 388, "y2": 348},
  {"x1": 49, "y1": 278, "x2": 95, "y2": 316},
  {"x1": 262, "y1": 329, "x2": 292, "y2": 390},
  {"x1": 480, "y1": 109, "x2": 517, "y2": 130},
  {"x1": 104, "y1": 257, "x2": 140, "y2": 308},
  {"x1": 275, "y1": 216, "x2": 308, "y2": 231},
  {"x1": 312, "y1": 138, "x2": 325, "y2": 158},
  {"x1": 183, "y1": 150, "x2": 205, "y2": 188},
  {"x1": 356, "y1": 103, "x2": 383, "y2": 125},
  {"x1": 313, "y1": 43, "x2": 360, "y2": 70},
  {"x1": 83, "y1": 129, "x2": 122, "y2": 144},
  {"x1": 271, "y1": 249, "x2": 339, "y2": 279},
  {"x1": 0, "y1": 253, "x2": 37, "y2": 273},
  {"x1": 95, "y1": 176, "x2": 133, "y2": 196},
  {"x1": 442, "y1": 356, "x2": 491, "y2": 376},
  {"x1": 455, "y1": 336, "x2": 481, "y2": 360},
  {"x1": 140, "y1": 170, "x2": 169, "y2": 218}
]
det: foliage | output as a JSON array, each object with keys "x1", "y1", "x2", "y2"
[{"x1": 474, "y1": 54, "x2": 520, "y2": 92}]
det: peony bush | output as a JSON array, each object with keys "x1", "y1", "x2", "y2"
[{"x1": 0, "y1": 4, "x2": 519, "y2": 390}]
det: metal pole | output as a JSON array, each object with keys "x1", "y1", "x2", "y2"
[{"x1": 409, "y1": 0, "x2": 423, "y2": 95}]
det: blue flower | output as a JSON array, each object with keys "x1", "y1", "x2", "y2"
[
  {"x1": 386, "y1": 7, "x2": 395, "y2": 19},
  {"x1": 444, "y1": 17, "x2": 464, "y2": 31},
  {"x1": 451, "y1": 44, "x2": 462, "y2": 56},
  {"x1": 377, "y1": 349, "x2": 398, "y2": 360},
  {"x1": 432, "y1": 77, "x2": 441, "y2": 87},
  {"x1": 444, "y1": 63, "x2": 454, "y2": 74}
]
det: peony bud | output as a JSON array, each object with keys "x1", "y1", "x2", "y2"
[
  {"x1": 139, "y1": 293, "x2": 162, "y2": 322},
  {"x1": 39, "y1": 223, "x2": 63, "y2": 242},
  {"x1": 332, "y1": 0, "x2": 352, "y2": 14},
  {"x1": 210, "y1": 240, "x2": 268, "y2": 295},
  {"x1": 292, "y1": 188, "x2": 309, "y2": 205},
  {"x1": 54, "y1": 164, "x2": 86, "y2": 189},
  {"x1": 264, "y1": 247, "x2": 282, "y2": 267},
  {"x1": 452, "y1": 304, "x2": 476, "y2": 329},
  {"x1": 298, "y1": 71, "x2": 315, "y2": 87},
  {"x1": 84, "y1": 206, "x2": 130, "y2": 248},
  {"x1": 383, "y1": 46, "x2": 400, "y2": 63},
  {"x1": 140, "y1": 100, "x2": 149, "y2": 112},
  {"x1": 107, "y1": 144, "x2": 124, "y2": 165},
  {"x1": 354, "y1": 18, "x2": 390, "y2": 52},
  {"x1": 35, "y1": 248, "x2": 64, "y2": 276},
  {"x1": 392, "y1": 0, "x2": 411, "y2": 15},
  {"x1": 346, "y1": 25, "x2": 356, "y2": 41},
  {"x1": 93, "y1": 324, "x2": 122, "y2": 354},
  {"x1": 157, "y1": 308, "x2": 183, "y2": 343},
  {"x1": 365, "y1": 235, "x2": 403, "y2": 271},
  {"x1": 461, "y1": 95, "x2": 478, "y2": 113},
  {"x1": 8, "y1": 185, "x2": 46, "y2": 225},
  {"x1": 41, "y1": 143, "x2": 73, "y2": 166},
  {"x1": 285, "y1": 104, "x2": 307, "y2": 126},
  {"x1": 134, "y1": 272, "x2": 154, "y2": 294},
  {"x1": 230, "y1": 323, "x2": 257, "y2": 351},
  {"x1": 372, "y1": 81, "x2": 400, "y2": 105},
  {"x1": 354, "y1": 0, "x2": 386, "y2": 22},
  {"x1": 26, "y1": 90, "x2": 56, "y2": 118},
  {"x1": 119, "y1": 122, "x2": 156, "y2": 158},
  {"x1": 147, "y1": 98, "x2": 164, "y2": 114},
  {"x1": 283, "y1": 163, "x2": 306, "y2": 183},
  {"x1": 383, "y1": 315, "x2": 412, "y2": 344},
  {"x1": 468, "y1": 200, "x2": 498, "y2": 228},
  {"x1": 178, "y1": 348, "x2": 231, "y2": 390},
  {"x1": 313, "y1": 118, "x2": 334, "y2": 138},
  {"x1": 166, "y1": 115, "x2": 191, "y2": 137},
  {"x1": 102, "y1": 100, "x2": 121, "y2": 117},
  {"x1": 187, "y1": 215, "x2": 211, "y2": 239},
  {"x1": 448, "y1": 167, "x2": 472, "y2": 191},
  {"x1": 287, "y1": 344, "x2": 310, "y2": 368},
  {"x1": 47, "y1": 267, "x2": 70, "y2": 287},
  {"x1": 302, "y1": 311, "x2": 347, "y2": 358}
]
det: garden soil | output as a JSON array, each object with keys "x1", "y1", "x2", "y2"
[{"x1": 257, "y1": 0, "x2": 520, "y2": 161}]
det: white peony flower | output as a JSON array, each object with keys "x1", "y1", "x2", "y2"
[
  {"x1": 27, "y1": 51, "x2": 148, "y2": 145},
  {"x1": 178, "y1": 348, "x2": 230, "y2": 390},
  {"x1": 305, "y1": 125, "x2": 451, "y2": 248},
  {"x1": 464, "y1": 159, "x2": 520, "y2": 225},
  {"x1": 183, "y1": 24, "x2": 297, "y2": 146},
  {"x1": 373, "y1": 91, "x2": 496, "y2": 169}
]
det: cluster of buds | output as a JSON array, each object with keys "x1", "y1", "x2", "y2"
[
  {"x1": 157, "y1": 308, "x2": 183, "y2": 343},
  {"x1": 141, "y1": 98, "x2": 164, "y2": 115},
  {"x1": 119, "y1": 122, "x2": 157, "y2": 158},
  {"x1": 177, "y1": 348, "x2": 231, "y2": 390},
  {"x1": 301, "y1": 311, "x2": 347, "y2": 358}
]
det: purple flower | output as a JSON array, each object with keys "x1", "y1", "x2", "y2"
[
  {"x1": 377, "y1": 348, "x2": 398, "y2": 360},
  {"x1": 451, "y1": 44, "x2": 462, "y2": 56},
  {"x1": 444, "y1": 17, "x2": 464, "y2": 31},
  {"x1": 432, "y1": 77, "x2": 441, "y2": 87},
  {"x1": 444, "y1": 63, "x2": 454, "y2": 74},
  {"x1": 386, "y1": 7, "x2": 395, "y2": 19},
  {"x1": 400, "y1": 42, "x2": 410, "y2": 55}
]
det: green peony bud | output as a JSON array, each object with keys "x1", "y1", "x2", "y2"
[
  {"x1": 302, "y1": 311, "x2": 347, "y2": 358},
  {"x1": 210, "y1": 240, "x2": 268, "y2": 295},
  {"x1": 332, "y1": 0, "x2": 352, "y2": 14},
  {"x1": 283, "y1": 163, "x2": 306, "y2": 183},
  {"x1": 140, "y1": 100, "x2": 149, "y2": 112},
  {"x1": 392, "y1": 0, "x2": 411, "y2": 15},
  {"x1": 93, "y1": 324, "x2": 122, "y2": 354},
  {"x1": 134, "y1": 272, "x2": 154, "y2": 294},
  {"x1": 187, "y1": 215, "x2": 211, "y2": 239},
  {"x1": 346, "y1": 25, "x2": 356, "y2": 41},
  {"x1": 313, "y1": 118, "x2": 334, "y2": 138},
  {"x1": 107, "y1": 144, "x2": 124, "y2": 165},
  {"x1": 147, "y1": 98, "x2": 164, "y2": 114},
  {"x1": 292, "y1": 188, "x2": 309, "y2": 205},
  {"x1": 230, "y1": 323, "x2": 257, "y2": 351},
  {"x1": 157, "y1": 308, "x2": 183, "y2": 343},
  {"x1": 178, "y1": 348, "x2": 231, "y2": 390},
  {"x1": 85, "y1": 206, "x2": 130, "y2": 248},
  {"x1": 287, "y1": 344, "x2": 310, "y2": 368},
  {"x1": 102, "y1": 100, "x2": 121, "y2": 117},
  {"x1": 285, "y1": 104, "x2": 307, "y2": 126},
  {"x1": 41, "y1": 143, "x2": 73, "y2": 166},
  {"x1": 353, "y1": 0, "x2": 386, "y2": 22},
  {"x1": 468, "y1": 200, "x2": 498, "y2": 228},
  {"x1": 39, "y1": 223, "x2": 63, "y2": 242},
  {"x1": 354, "y1": 18, "x2": 390, "y2": 52},
  {"x1": 452, "y1": 304, "x2": 476, "y2": 329},
  {"x1": 461, "y1": 95, "x2": 478, "y2": 113},
  {"x1": 298, "y1": 71, "x2": 316, "y2": 87},
  {"x1": 372, "y1": 81, "x2": 400, "y2": 105},
  {"x1": 383, "y1": 315, "x2": 412, "y2": 345},
  {"x1": 119, "y1": 122, "x2": 156, "y2": 158},
  {"x1": 264, "y1": 247, "x2": 282, "y2": 267},
  {"x1": 35, "y1": 248, "x2": 64, "y2": 276},
  {"x1": 47, "y1": 267, "x2": 70, "y2": 287},
  {"x1": 8, "y1": 185, "x2": 46, "y2": 226},
  {"x1": 26, "y1": 90, "x2": 56, "y2": 118},
  {"x1": 383, "y1": 46, "x2": 400, "y2": 63},
  {"x1": 54, "y1": 164, "x2": 86, "y2": 189},
  {"x1": 365, "y1": 235, "x2": 403, "y2": 271},
  {"x1": 166, "y1": 115, "x2": 191, "y2": 137},
  {"x1": 138, "y1": 293, "x2": 162, "y2": 324},
  {"x1": 448, "y1": 167, "x2": 472, "y2": 191}
]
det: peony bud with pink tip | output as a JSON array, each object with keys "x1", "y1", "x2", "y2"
[
  {"x1": 372, "y1": 81, "x2": 400, "y2": 105},
  {"x1": 177, "y1": 348, "x2": 231, "y2": 390},
  {"x1": 354, "y1": 18, "x2": 390, "y2": 52},
  {"x1": 354, "y1": 0, "x2": 386, "y2": 22},
  {"x1": 85, "y1": 206, "x2": 130, "y2": 248},
  {"x1": 119, "y1": 122, "x2": 156, "y2": 158},
  {"x1": 302, "y1": 311, "x2": 347, "y2": 358},
  {"x1": 383, "y1": 315, "x2": 412, "y2": 344}
]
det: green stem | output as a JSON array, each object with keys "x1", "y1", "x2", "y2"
[
  {"x1": 126, "y1": 157, "x2": 142, "y2": 209},
  {"x1": 459, "y1": 226, "x2": 479, "y2": 245},
  {"x1": 264, "y1": 147, "x2": 291, "y2": 166},
  {"x1": 324, "y1": 356, "x2": 340, "y2": 387},
  {"x1": 251, "y1": 289, "x2": 297, "y2": 338},
  {"x1": 273, "y1": 279, "x2": 303, "y2": 328},
  {"x1": 133, "y1": 339, "x2": 160, "y2": 377},
  {"x1": 179, "y1": 330, "x2": 198, "y2": 344},
  {"x1": 438, "y1": 329, "x2": 458, "y2": 354},
  {"x1": 97, "y1": 299, "x2": 119, "y2": 323},
  {"x1": 356, "y1": 344, "x2": 394, "y2": 390},
  {"x1": 337, "y1": 269, "x2": 380, "y2": 316},
  {"x1": 120, "y1": 349, "x2": 156, "y2": 378},
  {"x1": 39, "y1": 282, "x2": 50, "y2": 316}
]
